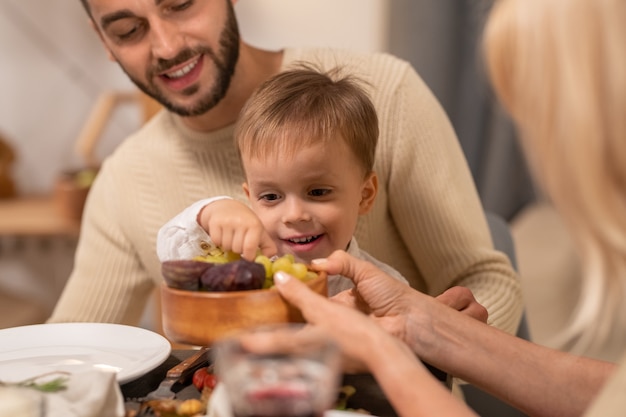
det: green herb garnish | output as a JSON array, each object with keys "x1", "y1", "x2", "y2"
[{"x1": 0, "y1": 371, "x2": 70, "y2": 393}]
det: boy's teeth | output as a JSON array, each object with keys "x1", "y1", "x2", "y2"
[
  {"x1": 166, "y1": 58, "x2": 198, "y2": 79},
  {"x1": 290, "y1": 236, "x2": 317, "y2": 244}
]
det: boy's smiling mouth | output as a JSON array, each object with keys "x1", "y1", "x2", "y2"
[{"x1": 286, "y1": 235, "x2": 321, "y2": 244}]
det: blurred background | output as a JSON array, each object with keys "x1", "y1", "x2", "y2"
[{"x1": 0, "y1": 0, "x2": 593, "y2": 362}]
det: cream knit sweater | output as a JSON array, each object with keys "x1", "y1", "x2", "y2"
[{"x1": 49, "y1": 48, "x2": 523, "y2": 335}]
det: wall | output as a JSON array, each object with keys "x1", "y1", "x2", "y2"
[
  {"x1": 0, "y1": 0, "x2": 390, "y2": 329},
  {"x1": 236, "y1": 0, "x2": 388, "y2": 52},
  {"x1": 0, "y1": 1, "x2": 137, "y2": 195},
  {"x1": 1, "y1": 0, "x2": 389, "y2": 198}
]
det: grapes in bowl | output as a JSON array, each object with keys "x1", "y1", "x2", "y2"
[{"x1": 160, "y1": 251, "x2": 328, "y2": 346}]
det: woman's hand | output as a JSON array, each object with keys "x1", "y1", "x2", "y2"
[
  {"x1": 436, "y1": 286, "x2": 488, "y2": 323},
  {"x1": 273, "y1": 270, "x2": 410, "y2": 372},
  {"x1": 310, "y1": 250, "x2": 487, "y2": 353},
  {"x1": 274, "y1": 270, "x2": 479, "y2": 417},
  {"x1": 308, "y1": 250, "x2": 427, "y2": 345},
  {"x1": 317, "y1": 251, "x2": 487, "y2": 322}
]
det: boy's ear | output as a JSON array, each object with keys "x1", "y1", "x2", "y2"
[
  {"x1": 358, "y1": 172, "x2": 378, "y2": 215},
  {"x1": 89, "y1": 19, "x2": 117, "y2": 62},
  {"x1": 242, "y1": 182, "x2": 251, "y2": 199}
]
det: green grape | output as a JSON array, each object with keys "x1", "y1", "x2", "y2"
[
  {"x1": 290, "y1": 262, "x2": 308, "y2": 280},
  {"x1": 255, "y1": 255, "x2": 273, "y2": 278},
  {"x1": 305, "y1": 271, "x2": 319, "y2": 281},
  {"x1": 271, "y1": 256, "x2": 294, "y2": 275},
  {"x1": 182, "y1": 247, "x2": 319, "y2": 291},
  {"x1": 192, "y1": 254, "x2": 226, "y2": 263},
  {"x1": 195, "y1": 248, "x2": 241, "y2": 264},
  {"x1": 225, "y1": 251, "x2": 241, "y2": 262},
  {"x1": 262, "y1": 277, "x2": 274, "y2": 289}
]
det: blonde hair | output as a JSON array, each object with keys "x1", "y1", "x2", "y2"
[
  {"x1": 484, "y1": 0, "x2": 626, "y2": 353},
  {"x1": 235, "y1": 65, "x2": 378, "y2": 175}
]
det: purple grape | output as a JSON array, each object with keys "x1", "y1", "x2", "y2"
[{"x1": 200, "y1": 259, "x2": 266, "y2": 291}]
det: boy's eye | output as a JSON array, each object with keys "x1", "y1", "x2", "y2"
[
  {"x1": 260, "y1": 193, "x2": 280, "y2": 202},
  {"x1": 310, "y1": 189, "x2": 331, "y2": 197}
]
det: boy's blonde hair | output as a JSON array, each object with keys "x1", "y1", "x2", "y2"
[
  {"x1": 484, "y1": 0, "x2": 626, "y2": 353},
  {"x1": 235, "y1": 65, "x2": 378, "y2": 175}
]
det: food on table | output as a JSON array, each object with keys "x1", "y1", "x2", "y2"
[
  {"x1": 131, "y1": 398, "x2": 206, "y2": 417},
  {"x1": 192, "y1": 366, "x2": 218, "y2": 392},
  {"x1": 192, "y1": 366, "x2": 368, "y2": 415},
  {"x1": 128, "y1": 365, "x2": 368, "y2": 417},
  {"x1": 335, "y1": 385, "x2": 357, "y2": 411},
  {"x1": 161, "y1": 260, "x2": 214, "y2": 290},
  {"x1": 0, "y1": 371, "x2": 69, "y2": 393},
  {"x1": 161, "y1": 250, "x2": 319, "y2": 292},
  {"x1": 201, "y1": 259, "x2": 265, "y2": 291}
]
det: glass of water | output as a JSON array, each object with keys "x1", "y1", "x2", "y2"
[{"x1": 213, "y1": 323, "x2": 341, "y2": 417}]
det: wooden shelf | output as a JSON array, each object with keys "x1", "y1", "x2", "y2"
[
  {"x1": 0, "y1": 195, "x2": 80, "y2": 237},
  {"x1": 0, "y1": 90, "x2": 160, "y2": 238}
]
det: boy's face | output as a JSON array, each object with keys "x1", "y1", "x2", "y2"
[
  {"x1": 86, "y1": 0, "x2": 239, "y2": 117},
  {"x1": 242, "y1": 137, "x2": 377, "y2": 264}
]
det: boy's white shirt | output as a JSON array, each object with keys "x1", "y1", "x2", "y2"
[
  {"x1": 157, "y1": 196, "x2": 229, "y2": 262},
  {"x1": 157, "y1": 197, "x2": 409, "y2": 296}
]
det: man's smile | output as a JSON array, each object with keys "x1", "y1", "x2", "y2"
[{"x1": 161, "y1": 55, "x2": 202, "y2": 80}]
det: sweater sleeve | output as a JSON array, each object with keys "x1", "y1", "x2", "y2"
[
  {"x1": 47, "y1": 161, "x2": 153, "y2": 325},
  {"x1": 378, "y1": 62, "x2": 524, "y2": 334}
]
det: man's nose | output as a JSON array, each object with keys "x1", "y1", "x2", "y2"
[{"x1": 149, "y1": 19, "x2": 184, "y2": 60}]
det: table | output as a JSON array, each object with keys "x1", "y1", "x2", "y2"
[
  {"x1": 0, "y1": 195, "x2": 80, "y2": 237},
  {"x1": 121, "y1": 350, "x2": 449, "y2": 417},
  {"x1": 120, "y1": 350, "x2": 404, "y2": 416}
]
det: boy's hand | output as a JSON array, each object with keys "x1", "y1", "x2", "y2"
[{"x1": 198, "y1": 199, "x2": 277, "y2": 261}]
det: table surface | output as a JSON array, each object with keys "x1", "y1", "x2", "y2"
[
  {"x1": 0, "y1": 195, "x2": 80, "y2": 237},
  {"x1": 121, "y1": 349, "x2": 401, "y2": 417}
]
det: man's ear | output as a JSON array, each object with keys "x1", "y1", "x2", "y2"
[
  {"x1": 358, "y1": 172, "x2": 378, "y2": 215},
  {"x1": 89, "y1": 19, "x2": 117, "y2": 62}
]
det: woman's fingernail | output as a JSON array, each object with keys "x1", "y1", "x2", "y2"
[
  {"x1": 311, "y1": 258, "x2": 327, "y2": 265},
  {"x1": 274, "y1": 271, "x2": 290, "y2": 285}
]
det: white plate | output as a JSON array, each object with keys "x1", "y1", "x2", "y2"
[{"x1": 0, "y1": 323, "x2": 171, "y2": 384}]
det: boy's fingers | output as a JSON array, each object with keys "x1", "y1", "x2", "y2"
[{"x1": 257, "y1": 232, "x2": 278, "y2": 258}]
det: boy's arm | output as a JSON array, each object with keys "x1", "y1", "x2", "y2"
[
  {"x1": 157, "y1": 196, "x2": 231, "y2": 261},
  {"x1": 157, "y1": 197, "x2": 277, "y2": 262}
]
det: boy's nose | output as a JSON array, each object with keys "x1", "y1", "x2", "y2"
[{"x1": 281, "y1": 198, "x2": 312, "y2": 223}]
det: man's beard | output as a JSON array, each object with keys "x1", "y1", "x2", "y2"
[{"x1": 122, "y1": 1, "x2": 240, "y2": 117}]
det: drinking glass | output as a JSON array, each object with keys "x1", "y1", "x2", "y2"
[{"x1": 213, "y1": 323, "x2": 341, "y2": 417}]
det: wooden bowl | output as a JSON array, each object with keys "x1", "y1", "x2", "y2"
[{"x1": 161, "y1": 272, "x2": 327, "y2": 346}]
